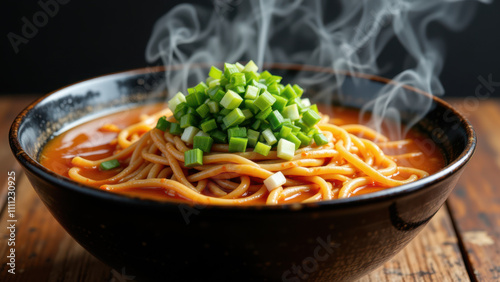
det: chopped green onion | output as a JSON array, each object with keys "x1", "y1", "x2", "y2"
[
  {"x1": 220, "y1": 108, "x2": 232, "y2": 116},
  {"x1": 156, "y1": 116, "x2": 170, "y2": 131},
  {"x1": 230, "y1": 73, "x2": 246, "y2": 86},
  {"x1": 245, "y1": 71, "x2": 259, "y2": 83},
  {"x1": 196, "y1": 104, "x2": 210, "y2": 118},
  {"x1": 231, "y1": 85, "x2": 246, "y2": 94},
  {"x1": 168, "y1": 92, "x2": 187, "y2": 112},
  {"x1": 309, "y1": 104, "x2": 319, "y2": 114},
  {"x1": 272, "y1": 95, "x2": 288, "y2": 112},
  {"x1": 255, "y1": 106, "x2": 273, "y2": 120},
  {"x1": 220, "y1": 90, "x2": 243, "y2": 109},
  {"x1": 224, "y1": 63, "x2": 239, "y2": 78},
  {"x1": 261, "y1": 128, "x2": 277, "y2": 146},
  {"x1": 165, "y1": 61, "x2": 327, "y2": 163},
  {"x1": 208, "y1": 79, "x2": 220, "y2": 88},
  {"x1": 293, "y1": 84, "x2": 304, "y2": 97},
  {"x1": 169, "y1": 123, "x2": 183, "y2": 135},
  {"x1": 290, "y1": 125, "x2": 301, "y2": 133},
  {"x1": 209, "y1": 66, "x2": 222, "y2": 79},
  {"x1": 302, "y1": 109, "x2": 321, "y2": 127},
  {"x1": 313, "y1": 133, "x2": 329, "y2": 146},
  {"x1": 258, "y1": 134, "x2": 265, "y2": 143},
  {"x1": 294, "y1": 119, "x2": 310, "y2": 132},
  {"x1": 242, "y1": 60, "x2": 258, "y2": 73},
  {"x1": 282, "y1": 104, "x2": 300, "y2": 121},
  {"x1": 254, "y1": 91, "x2": 276, "y2": 111},
  {"x1": 297, "y1": 132, "x2": 312, "y2": 146},
  {"x1": 263, "y1": 171, "x2": 286, "y2": 191},
  {"x1": 216, "y1": 115, "x2": 224, "y2": 124},
  {"x1": 259, "y1": 70, "x2": 272, "y2": 80},
  {"x1": 307, "y1": 128, "x2": 319, "y2": 136},
  {"x1": 219, "y1": 77, "x2": 229, "y2": 88},
  {"x1": 265, "y1": 75, "x2": 282, "y2": 85},
  {"x1": 195, "y1": 131, "x2": 210, "y2": 137},
  {"x1": 186, "y1": 91, "x2": 206, "y2": 108},
  {"x1": 228, "y1": 137, "x2": 248, "y2": 152},
  {"x1": 259, "y1": 121, "x2": 271, "y2": 131},
  {"x1": 247, "y1": 129, "x2": 260, "y2": 147},
  {"x1": 254, "y1": 142, "x2": 271, "y2": 156},
  {"x1": 211, "y1": 130, "x2": 227, "y2": 143},
  {"x1": 251, "y1": 80, "x2": 267, "y2": 91},
  {"x1": 194, "y1": 82, "x2": 208, "y2": 94},
  {"x1": 206, "y1": 77, "x2": 216, "y2": 85},
  {"x1": 174, "y1": 102, "x2": 188, "y2": 120},
  {"x1": 200, "y1": 119, "x2": 217, "y2": 133},
  {"x1": 267, "y1": 83, "x2": 280, "y2": 95},
  {"x1": 184, "y1": 149, "x2": 203, "y2": 167},
  {"x1": 207, "y1": 86, "x2": 221, "y2": 99},
  {"x1": 210, "y1": 89, "x2": 226, "y2": 103},
  {"x1": 273, "y1": 131, "x2": 280, "y2": 140},
  {"x1": 235, "y1": 62, "x2": 245, "y2": 72},
  {"x1": 277, "y1": 138, "x2": 295, "y2": 161},
  {"x1": 193, "y1": 136, "x2": 214, "y2": 153},
  {"x1": 285, "y1": 134, "x2": 301, "y2": 151},
  {"x1": 251, "y1": 119, "x2": 261, "y2": 131},
  {"x1": 279, "y1": 126, "x2": 292, "y2": 139},
  {"x1": 228, "y1": 127, "x2": 247, "y2": 138},
  {"x1": 244, "y1": 99, "x2": 259, "y2": 114},
  {"x1": 267, "y1": 110, "x2": 285, "y2": 130},
  {"x1": 301, "y1": 98, "x2": 311, "y2": 107},
  {"x1": 241, "y1": 108, "x2": 253, "y2": 120},
  {"x1": 223, "y1": 108, "x2": 246, "y2": 128},
  {"x1": 186, "y1": 107, "x2": 197, "y2": 116},
  {"x1": 181, "y1": 126, "x2": 199, "y2": 144},
  {"x1": 207, "y1": 101, "x2": 220, "y2": 113},
  {"x1": 282, "y1": 84, "x2": 297, "y2": 100},
  {"x1": 100, "y1": 159, "x2": 120, "y2": 171},
  {"x1": 282, "y1": 118, "x2": 292, "y2": 128},
  {"x1": 180, "y1": 113, "x2": 197, "y2": 128},
  {"x1": 244, "y1": 85, "x2": 259, "y2": 100}
]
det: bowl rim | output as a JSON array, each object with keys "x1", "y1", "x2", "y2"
[{"x1": 9, "y1": 63, "x2": 477, "y2": 211}]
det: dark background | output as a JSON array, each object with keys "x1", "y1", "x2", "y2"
[{"x1": 2, "y1": 0, "x2": 500, "y2": 98}]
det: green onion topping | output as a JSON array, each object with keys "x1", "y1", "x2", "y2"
[
  {"x1": 163, "y1": 61, "x2": 327, "y2": 165},
  {"x1": 100, "y1": 159, "x2": 120, "y2": 171}
]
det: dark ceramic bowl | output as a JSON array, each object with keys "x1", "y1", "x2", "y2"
[{"x1": 10, "y1": 65, "x2": 475, "y2": 281}]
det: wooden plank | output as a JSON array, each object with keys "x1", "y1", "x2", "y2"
[
  {"x1": 358, "y1": 207, "x2": 470, "y2": 282},
  {"x1": 446, "y1": 99, "x2": 500, "y2": 282},
  {"x1": 0, "y1": 95, "x2": 39, "y2": 200},
  {"x1": 0, "y1": 171, "x2": 112, "y2": 282}
]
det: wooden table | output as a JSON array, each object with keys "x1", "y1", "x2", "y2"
[{"x1": 0, "y1": 95, "x2": 498, "y2": 281}]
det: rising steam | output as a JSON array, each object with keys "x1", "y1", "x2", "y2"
[{"x1": 145, "y1": 0, "x2": 489, "y2": 139}]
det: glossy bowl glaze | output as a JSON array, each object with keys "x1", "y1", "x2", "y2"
[{"x1": 10, "y1": 65, "x2": 476, "y2": 281}]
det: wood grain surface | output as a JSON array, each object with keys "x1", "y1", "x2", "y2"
[
  {"x1": 0, "y1": 96, "x2": 498, "y2": 281},
  {"x1": 446, "y1": 99, "x2": 500, "y2": 282}
]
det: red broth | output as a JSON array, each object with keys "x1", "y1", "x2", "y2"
[{"x1": 40, "y1": 104, "x2": 445, "y2": 203}]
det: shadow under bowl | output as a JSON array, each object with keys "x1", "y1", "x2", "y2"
[{"x1": 9, "y1": 65, "x2": 476, "y2": 281}]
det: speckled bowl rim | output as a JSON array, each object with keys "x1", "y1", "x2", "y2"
[{"x1": 9, "y1": 63, "x2": 477, "y2": 211}]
